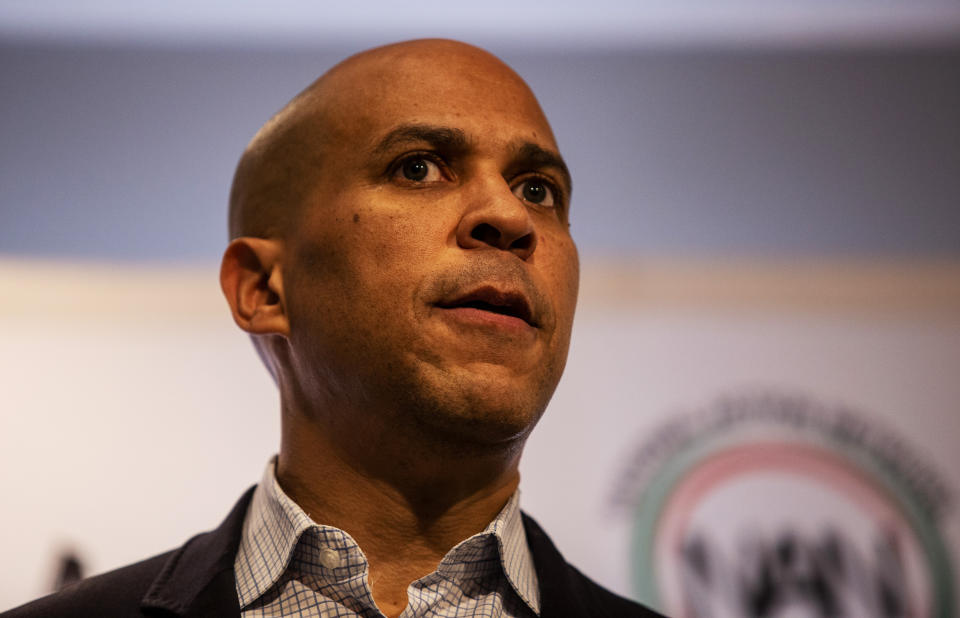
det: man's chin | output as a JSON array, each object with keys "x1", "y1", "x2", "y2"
[
  {"x1": 376, "y1": 350, "x2": 561, "y2": 449},
  {"x1": 405, "y1": 378, "x2": 549, "y2": 449},
  {"x1": 409, "y1": 409, "x2": 539, "y2": 455}
]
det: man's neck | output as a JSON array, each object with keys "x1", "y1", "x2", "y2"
[{"x1": 275, "y1": 410, "x2": 525, "y2": 617}]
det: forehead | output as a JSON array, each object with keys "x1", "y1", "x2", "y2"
[{"x1": 317, "y1": 44, "x2": 558, "y2": 151}]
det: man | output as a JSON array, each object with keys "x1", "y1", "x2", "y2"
[{"x1": 5, "y1": 39, "x2": 663, "y2": 617}]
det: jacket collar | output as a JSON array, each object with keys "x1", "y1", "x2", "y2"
[
  {"x1": 140, "y1": 487, "x2": 255, "y2": 617},
  {"x1": 521, "y1": 512, "x2": 589, "y2": 618},
  {"x1": 137, "y1": 489, "x2": 579, "y2": 617}
]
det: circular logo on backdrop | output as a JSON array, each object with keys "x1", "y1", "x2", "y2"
[{"x1": 612, "y1": 391, "x2": 955, "y2": 618}]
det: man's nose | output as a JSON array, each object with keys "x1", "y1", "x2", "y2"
[{"x1": 455, "y1": 177, "x2": 537, "y2": 260}]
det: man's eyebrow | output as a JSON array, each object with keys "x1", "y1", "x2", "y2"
[
  {"x1": 511, "y1": 141, "x2": 572, "y2": 195},
  {"x1": 373, "y1": 124, "x2": 469, "y2": 155}
]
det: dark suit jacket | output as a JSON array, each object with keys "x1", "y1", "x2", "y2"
[{"x1": 4, "y1": 488, "x2": 665, "y2": 617}]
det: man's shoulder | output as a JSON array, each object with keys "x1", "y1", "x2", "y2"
[
  {"x1": 554, "y1": 561, "x2": 665, "y2": 617},
  {"x1": 1, "y1": 550, "x2": 173, "y2": 617},
  {"x1": 521, "y1": 512, "x2": 668, "y2": 618},
  {"x1": 2, "y1": 487, "x2": 255, "y2": 618}
]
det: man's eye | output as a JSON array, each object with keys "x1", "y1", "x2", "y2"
[
  {"x1": 398, "y1": 156, "x2": 442, "y2": 182},
  {"x1": 513, "y1": 178, "x2": 555, "y2": 207}
]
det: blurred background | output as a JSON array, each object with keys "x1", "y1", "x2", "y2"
[{"x1": 1, "y1": 1, "x2": 959, "y2": 616}]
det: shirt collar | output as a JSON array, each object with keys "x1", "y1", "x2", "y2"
[
  {"x1": 455, "y1": 489, "x2": 541, "y2": 613},
  {"x1": 234, "y1": 458, "x2": 540, "y2": 614},
  {"x1": 234, "y1": 459, "x2": 316, "y2": 608}
]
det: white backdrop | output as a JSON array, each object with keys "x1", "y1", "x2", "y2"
[{"x1": 1, "y1": 256, "x2": 958, "y2": 615}]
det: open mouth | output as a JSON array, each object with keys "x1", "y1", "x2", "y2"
[{"x1": 436, "y1": 288, "x2": 535, "y2": 327}]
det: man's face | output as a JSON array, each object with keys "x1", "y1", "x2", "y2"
[{"x1": 280, "y1": 42, "x2": 579, "y2": 446}]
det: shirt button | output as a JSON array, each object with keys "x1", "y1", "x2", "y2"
[{"x1": 319, "y1": 547, "x2": 341, "y2": 569}]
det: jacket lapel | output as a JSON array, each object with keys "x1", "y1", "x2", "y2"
[
  {"x1": 522, "y1": 512, "x2": 587, "y2": 616},
  {"x1": 140, "y1": 487, "x2": 255, "y2": 617}
]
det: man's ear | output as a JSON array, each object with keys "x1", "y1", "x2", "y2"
[{"x1": 220, "y1": 237, "x2": 290, "y2": 337}]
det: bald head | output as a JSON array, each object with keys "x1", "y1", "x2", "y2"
[
  {"x1": 226, "y1": 70, "x2": 326, "y2": 240},
  {"x1": 228, "y1": 39, "x2": 553, "y2": 241}
]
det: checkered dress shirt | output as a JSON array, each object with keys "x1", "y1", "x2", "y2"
[{"x1": 234, "y1": 460, "x2": 541, "y2": 617}]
